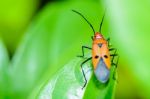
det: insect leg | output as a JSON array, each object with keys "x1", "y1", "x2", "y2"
[
  {"x1": 108, "y1": 42, "x2": 119, "y2": 81},
  {"x1": 109, "y1": 47, "x2": 117, "y2": 72},
  {"x1": 107, "y1": 37, "x2": 110, "y2": 45},
  {"x1": 107, "y1": 37, "x2": 110, "y2": 41},
  {"x1": 80, "y1": 57, "x2": 92, "y2": 89},
  {"x1": 91, "y1": 36, "x2": 94, "y2": 40},
  {"x1": 112, "y1": 56, "x2": 119, "y2": 81},
  {"x1": 77, "y1": 46, "x2": 92, "y2": 58},
  {"x1": 107, "y1": 37, "x2": 112, "y2": 47},
  {"x1": 110, "y1": 48, "x2": 119, "y2": 81},
  {"x1": 109, "y1": 48, "x2": 116, "y2": 51},
  {"x1": 110, "y1": 54, "x2": 118, "y2": 57},
  {"x1": 110, "y1": 48, "x2": 117, "y2": 64}
]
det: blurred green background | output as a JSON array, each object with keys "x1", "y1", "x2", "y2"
[{"x1": 0, "y1": 0, "x2": 150, "y2": 99}]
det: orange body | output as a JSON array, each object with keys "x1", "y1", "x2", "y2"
[{"x1": 92, "y1": 32, "x2": 111, "y2": 70}]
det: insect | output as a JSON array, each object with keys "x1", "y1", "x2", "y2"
[{"x1": 72, "y1": 10, "x2": 119, "y2": 89}]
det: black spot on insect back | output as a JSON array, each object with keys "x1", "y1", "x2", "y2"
[
  {"x1": 104, "y1": 55, "x2": 108, "y2": 58},
  {"x1": 95, "y1": 55, "x2": 99, "y2": 59}
]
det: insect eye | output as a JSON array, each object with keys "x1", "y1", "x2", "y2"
[
  {"x1": 94, "y1": 55, "x2": 99, "y2": 59},
  {"x1": 104, "y1": 55, "x2": 108, "y2": 58}
]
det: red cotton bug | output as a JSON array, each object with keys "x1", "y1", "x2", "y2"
[{"x1": 72, "y1": 10, "x2": 119, "y2": 89}]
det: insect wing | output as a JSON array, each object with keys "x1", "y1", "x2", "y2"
[{"x1": 94, "y1": 58, "x2": 110, "y2": 83}]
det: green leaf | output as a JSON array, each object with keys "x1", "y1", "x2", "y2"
[
  {"x1": 0, "y1": 38, "x2": 10, "y2": 97},
  {"x1": 38, "y1": 57, "x2": 88, "y2": 99},
  {"x1": 38, "y1": 56, "x2": 116, "y2": 99}
]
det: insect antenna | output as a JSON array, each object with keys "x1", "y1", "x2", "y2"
[
  {"x1": 99, "y1": 11, "x2": 105, "y2": 33},
  {"x1": 72, "y1": 10, "x2": 95, "y2": 35}
]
